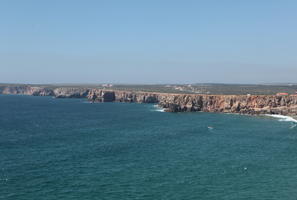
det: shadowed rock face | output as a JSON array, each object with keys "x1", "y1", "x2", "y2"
[
  {"x1": 1, "y1": 85, "x2": 297, "y2": 116},
  {"x1": 87, "y1": 89, "x2": 159, "y2": 103},
  {"x1": 102, "y1": 92, "x2": 116, "y2": 102},
  {"x1": 1, "y1": 86, "x2": 54, "y2": 96},
  {"x1": 53, "y1": 88, "x2": 89, "y2": 98},
  {"x1": 87, "y1": 90, "x2": 115, "y2": 102}
]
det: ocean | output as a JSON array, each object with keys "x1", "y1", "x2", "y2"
[{"x1": 1, "y1": 95, "x2": 297, "y2": 200}]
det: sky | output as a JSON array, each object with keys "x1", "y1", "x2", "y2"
[{"x1": 0, "y1": 0, "x2": 296, "y2": 84}]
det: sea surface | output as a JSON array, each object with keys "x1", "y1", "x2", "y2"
[{"x1": 1, "y1": 95, "x2": 297, "y2": 200}]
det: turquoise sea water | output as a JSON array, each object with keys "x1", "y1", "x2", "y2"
[{"x1": 1, "y1": 95, "x2": 297, "y2": 200}]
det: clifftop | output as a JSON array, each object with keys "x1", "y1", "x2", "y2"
[{"x1": 1, "y1": 83, "x2": 297, "y2": 95}]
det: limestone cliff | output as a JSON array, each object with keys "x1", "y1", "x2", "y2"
[
  {"x1": 0, "y1": 86, "x2": 54, "y2": 96},
  {"x1": 87, "y1": 89, "x2": 159, "y2": 103},
  {"x1": 158, "y1": 94, "x2": 297, "y2": 116},
  {"x1": 0, "y1": 86, "x2": 88, "y2": 98},
  {"x1": 1, "y1": 85, "x2": 297, "y2": 117},
  {"x1": 53, "y1": 88, "x2": 89, "y2": 98},
  {"x1": 87, "y1": 89, "x2": 297, "y2": 116}
]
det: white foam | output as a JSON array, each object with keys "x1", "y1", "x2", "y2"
[
  {"x1": 290, "y1": 124, "x2": 297, "y2": 129},
  {"x1": 153, "y1": 105, "x2": 165, "y2": 112},
  {"x1": 265, "y1": 114, "x2": 297, "y2": 123}
]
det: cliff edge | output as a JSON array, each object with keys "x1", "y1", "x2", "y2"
[{"x1": 1, "y1": 85, "x2": 297, "y2": 117}]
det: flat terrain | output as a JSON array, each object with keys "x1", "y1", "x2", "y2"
[{"x1": 1, "y1": 83, "x2": 297, "y2": 95}]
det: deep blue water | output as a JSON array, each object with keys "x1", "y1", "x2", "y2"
[{"x1": 1, "y1": 95, "x2": 297, "y2": 200}]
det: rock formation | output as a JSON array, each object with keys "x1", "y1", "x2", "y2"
[
  {"x1": 158, "y1": 94, "x2": 297, "y2": 116},
  {"x1": 87, "y1": 89, "x2": 159, "y2": 103},
  {"x1": 1, "y1": 85, "x2": 297, "y2": 117},
  {"x1": 53, "y1": 88, "x2": 89, "y2": 98},
  {"x1": 0, "y1": 86, "x2": 54, "y2": 96}
]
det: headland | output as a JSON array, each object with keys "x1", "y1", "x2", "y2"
[{"x1": 1, "y1": 84, "x2": 297, "y2": 118}]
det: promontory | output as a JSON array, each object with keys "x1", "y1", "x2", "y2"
[{"x1": 1, "y1": 84, "x2": 297, "y2": 117}]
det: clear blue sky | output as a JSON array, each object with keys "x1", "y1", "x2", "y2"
[{"x1": 1, "y1": 0, "x2": 296, "y2": 84}]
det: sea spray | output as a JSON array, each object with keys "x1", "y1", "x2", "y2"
[
  {"x1": 265, "y1": 114, "x2": 297, "y2": 123},
  {"x1": 153, "y1": 104, "x2": 165, "y2": 112}
]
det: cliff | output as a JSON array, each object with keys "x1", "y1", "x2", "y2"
[
  {"x1": 0, "y1": 85, "x2": 88, "y2": 98},
  {"x1": 87, "y1": 89, "x2": 160, "y2": 103},
  {"x1": 0, "y1": 86, "x2": 54, "y2": 96},
  {"x1": 1, "y1": 85, "x2": 297, "y2": 117},
  {"x1": 158, "y1": 94, "x2": 297, "y2": 116},
  {"x1": 53, "y1": 88, "x2": 89, "y2": 98},
  {"x1": 87, "y1": 89, "x2": 297, "y2": 116}
]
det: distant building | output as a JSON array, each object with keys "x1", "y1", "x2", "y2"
[
  {"x1": 276, "y1": 93, "x2": 289, "y2": 96},
  {"x1": 102, "y1": 84, "x2": 113, "y2": 88}
]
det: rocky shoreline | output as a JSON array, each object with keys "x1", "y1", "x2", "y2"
[{"x1": 1, "y1": 85, "x2": 297, "y2": 117}]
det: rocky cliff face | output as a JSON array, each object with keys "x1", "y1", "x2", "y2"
[
  {"x1": 87, "y1": 89, "x2": 297, "y2": 116},
  {"x1": 158, "y1": 94, "x2": 297, "y2": 116},
  {"x1": 0, "y1": 86, "x2": 89, "y2": 98},
  {"x1": 87, "y1": 89, "x2": 159, "y2": 103},
  {"x1": 0, "y1": 86, "x2": 54, "y2": 96},
  {"x1": 1, "y1": 85, "x2": 297, "y2": 116},
  {"x1": 87, "y1": 90, "x2": 116, "y2": 102},
  {"x1": 53, "y1": 88, "x2": 89, "y2": 98}
]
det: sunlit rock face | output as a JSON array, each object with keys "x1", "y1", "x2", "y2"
[
  {"x1": 1, "y1": 85, "x2": 297, "y2": 116},
  {"x1": 158, "y1": 94, "x2": 297, "y2": 116}
]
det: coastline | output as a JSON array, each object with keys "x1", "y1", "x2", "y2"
[{"x1": 1, "y1": 85, "x2": 297, "y2": 119}]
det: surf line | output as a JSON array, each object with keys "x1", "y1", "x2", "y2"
[{"x1": 265, "y1": 114, "x2": 297, "y2": 123}]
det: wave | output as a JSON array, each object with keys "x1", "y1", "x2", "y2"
[
  {"x1": 152, "y1": 105, "x2": 165, "y2": 112},
  {"x1": 265, "y1": 114, "x2": 297, "y2": 123}
]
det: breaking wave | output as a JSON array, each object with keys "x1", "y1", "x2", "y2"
[
  {"x1": 152, "y1": 105, "x2": 165, "y2": 112},
  {"x1": 265, "y1": 114, "x2": 297, "y2": 123}
]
